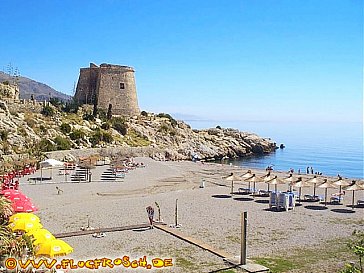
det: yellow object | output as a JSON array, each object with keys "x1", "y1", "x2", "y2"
[
  {"x1": 9, "y1": 213, "x2": 40, "y2": 223},
  {"x1": 27, "y1": 228, "x2": 55, "y2": 245},
  {"x1": 9, "y1": 219, "x2": 42, "y2": 232},
  {"x1": 36, "y1": 239, "x2": 73, "y2": 257}
]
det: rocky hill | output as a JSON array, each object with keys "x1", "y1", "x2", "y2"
[
  {"x1": 0, "y1": 72, "x2": 71, "y2": 101},
  {"x1": 0, "y1": 97, "x2": 277, "y2": 161}
]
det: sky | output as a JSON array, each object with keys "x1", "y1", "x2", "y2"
[{"x1": 0, "y1": 0, "x2": 362, "y2": 123}]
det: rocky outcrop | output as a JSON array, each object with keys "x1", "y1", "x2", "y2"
[
  {"x1": 128, "y1": 117, "x2": 276, "y2": 161},
  {"x1": 0, "y1": 100, "x2": 277, "y2": 160}
]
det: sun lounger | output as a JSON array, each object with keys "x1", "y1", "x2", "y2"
[
  {"x1": 330, "y1": 194, "x2": 344, "y2": 204},
  {"x1": 304, "y1": 194, "x2": 323, "y2": 202},
  {"x1": 238, "y1": 187, "x2": 258, "y2": 194},
  {"x1": 257, "y1": 189, "x2": 270, "y2": 197}
]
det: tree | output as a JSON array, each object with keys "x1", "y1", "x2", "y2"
[
  {"x1": 107, "y1": 104, "x2": 112, "y2": 120},
  {"x1": 41, "y1": 105, "x2": 55, "y2": 117}
]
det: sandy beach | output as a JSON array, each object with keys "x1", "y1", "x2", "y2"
[{"x1": 18, "y1": 158, "x2": 364, "y2": 273}]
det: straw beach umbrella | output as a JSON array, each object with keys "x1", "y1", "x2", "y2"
[
  {"x1": 291, "y1": 177, "x2": 311, "y2": 203},
  {"x1": 284, "y1": 174, "x2": 296, "y2": 191},
  {"x1": 260, "y1": 172, "x2": 274, "y2": 192},
  {"x1": 306, "y1": 176, "x2": 321, "y2": 198},
  {"x1": 333, "y1": 178, "x2": 351, "y2": 196},
  {"x1": 318, "y1": 179, "x2": 337, "y2": 207},
  {"x1": 344, "y1": 181, "x2": 364, "y2": 210},
  {"x1": 244, "y1": 174, "x2": 258, "y2": 192},
  {"x1": 240, "y1": 170, "x2": 254, "y2": 180},
  {"x1": 266, "y1": 176, "x2": 286, "y2": 193},
  {"x1": 225, "y1": 173, "x2": 243, "y2": 194}
]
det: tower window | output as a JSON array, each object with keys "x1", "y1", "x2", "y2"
[{"x1": 120, "y1": 83, "x2": 125, "y2": 89}]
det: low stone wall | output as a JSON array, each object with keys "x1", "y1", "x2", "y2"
[{"x1": 7, "y1": 99, "x2": 47, "y2": 114}]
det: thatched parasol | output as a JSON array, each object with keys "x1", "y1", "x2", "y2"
[
  {"x1": 266, "y1": 176, "x2": 286, "y2": 192},
  {"x1": 318, "y1": 179, "x2": 337, "y2": 206},
  {"x1": 244, "y1": 174, "x2": 258, "y2": 191},
  {"x1": 344, "y1": 181, "x2": 364, "y2": 210},
  {"x1": 306, "y1": 176, "x2": 322, "y2": 198},
  {"x1": 291, "y1": 177, "x2": 311, "y2": 203},
  {"x1": 225, "y1": 173, "x2": 244, "y2": 194}
]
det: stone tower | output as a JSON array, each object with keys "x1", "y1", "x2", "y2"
[{"x1": 74, "y1": 63, "x2": 140, "y2": 116}]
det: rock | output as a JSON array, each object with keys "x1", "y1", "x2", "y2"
[{"x1": 0, "y1": 100, "x2": 10, "y2": 116}]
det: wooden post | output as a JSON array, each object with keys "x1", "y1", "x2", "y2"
[
  {"x1": 241, "y1": 211, "x2": 247, "y2": 265},
  {"x1": 175, "y1": 199, "x2": 178, "y2": 226},
  {"x1": 231, "y1": 180, "x2": 234, "y2": 194}
]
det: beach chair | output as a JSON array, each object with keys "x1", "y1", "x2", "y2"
[
  {"x1": 258, "y1": 189, "x2": 270, "y2": 197},
  {"x1": 269, "y1": 192, "x2": 277, "y2": 209},
  {"x1": 330, "y1": 193, "x2": 344, "y2": 204},
  {"x1": 304, "y1": 194, "x2": 323, "y2": 202}
]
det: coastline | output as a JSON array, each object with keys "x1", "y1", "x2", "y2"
[{"x1": 18, "y1": 157, "x2": 364, "y2": 272}]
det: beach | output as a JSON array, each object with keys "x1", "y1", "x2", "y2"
[{"x1": 19, "y1": 158, "x2": 364, "y2": 273}]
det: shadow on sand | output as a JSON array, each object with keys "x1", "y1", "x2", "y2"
[
  {"x1": 263, "y1": 208, "x2": 287, "y2": 213},
  {"x1": 331, "y1": 208, "x2": 356, "y2": 214},
  {"x1": 304, "y1": 205, "x2": 328, "y2": 211},
  {"x1": 211, "y1": 194, "x2": 232, "y2": 199},
  {"x1": 254, "y1": 199, "x2": 269, "y2": 204},
  {"x1": 233, "y1": 197, "x2": 254, "y2": 202}
]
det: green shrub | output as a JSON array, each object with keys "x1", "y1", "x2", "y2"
[
  {"x1": 89, "y1": 129, "x2": 113, "y2": 146},
  {"x1": 54, "y1": 136, "x2": 71, "y2": 150},
  {"x1": 158, "y1": 124, "x2": 170, "y2": 133},
  {"x1": 2, "y1": 81, "x2": 9, "y2": 85},
  {"x1": 156, "y1": 113, "x2": 177, "y2": 127},
  {"x1": 101, "y1": 122, "x2": 111, "y2": 130},
  {"x1": 0, "y1": 130, "x2": 9, "y2": 141},
  {"x1": 98, "y1": 109, "x2": 107, "y2": 121},
  {"x1": 102, "y1": 131, "x2": 113, "y2": 143},
  {"x1": 89, "y1": 130, "x2": 103, "y2": 146},
  {"x1": 63, "y1": 99, "x2": 80, "y2": 113},
  {"x1": 49, "y1": 97, "x2": 63, "y2": 109},
  {"x1": 111, "y1": 117, "x2": 128, "y2": 135},
  {"x1": 37, "y1": 139, "x2": 56, "y2": 152},
  {"x1": 83, "y1": 112, "x2": 94, "y2": 121},
  {"x1": 41, "y1": 105, "x2": 55, "y2": 117},
  {"x1": 69, "y1": 129, "x2": 85, "y2": 140},
  {"x1": 60, "y1": 123, "x2": 72, "y2": 134},
  {"x1": 216, "y1": 125, "x2": 222, "y2": 129},
  {"x1": 141, "y1": 111, "x2": 148, "y2": 117}
]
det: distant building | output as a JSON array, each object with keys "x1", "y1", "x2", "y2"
[{"x1": 74, "y1": 63, "x2": 140, "y2": 116}]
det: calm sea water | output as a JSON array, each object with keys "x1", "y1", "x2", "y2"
[{"x1": 187, "y1": 120, "x2": 363, "y2": 179}]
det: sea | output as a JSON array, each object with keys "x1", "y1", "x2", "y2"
[{"x1": 186, "y1": 120, "x2": 363, "y2": 179}]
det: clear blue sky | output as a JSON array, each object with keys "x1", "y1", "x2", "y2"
[{"x1": 1, "y1": 0, "x2": 362, "y2": 123}]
